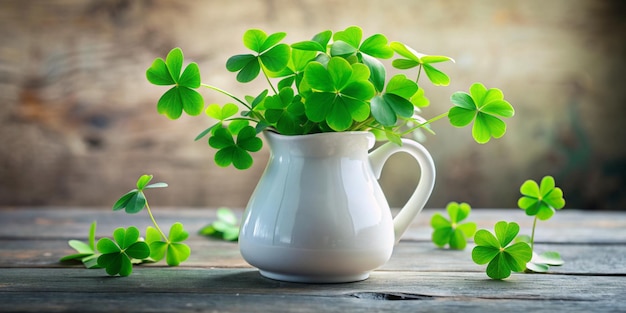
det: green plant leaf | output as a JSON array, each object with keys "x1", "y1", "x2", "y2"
[
  {"x1": 518, "y1": 176, "x2": 565, "y2": 221},
  {"x1": 147, "y1": 223, "x2": 191, "y2": 266},
  {"x1": 199, "y1": 208, "x2": 241, "y2": 241},
  {"x1": 430, "y1": 202, "x2": 476, "y2": 250},
  {"x1": 229, "y1": 30, "x2": 289, "y2": 83},
  {"x1": 147, "y1": 48, "x2": 204, "y2": 119},
  {"x1": 205, "y1": 103, "x2": 239, "y2": 121},
  {"x1": 60, "y1": 221, "x2": 99, "y2": 266},
  {"x1": 136, "y1": 174, "x2": 153, "y2": 190},
  {"x1": 333, "y1": 26, "x2": 362, "y2": 50},
  {"x1": 448, "y1": 83, "x2": 514, "y2": 144},
  {"x1": 264, "y1": 87, "x2": 306, "y2": 134},
  {"x1": 146, "y1": 58, "x2": 174, "y2": 85},
  {"x1": 243, "y1": 29, "x2": 268, "y2": 52},
  {"x1": 390, "y1": 41, "x2": 453, "y2": 85},
  {"x1": 360, "y1": 34, "x2": 394, "y2": 59},
  {"x1": 303, "y1": 57, "x2": 375, "y2": 131},
  {"x1": 209, "y1": 126, "x2": 262, "y2": 170},
  {"x1": 96, "y1": 227, "x2": 150, "y2": 277},
  {"x1": 423, "y1": 64, "x2": 450, "y2": 86},
  {"x1": 472, "y1": 221, "x2": 532, "y2": 280},
  {"x1": 260, "y1": 44, "x2": 290, "y2": 72}
]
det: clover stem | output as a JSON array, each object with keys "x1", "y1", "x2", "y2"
[
  {"x1": 401, "y1": 112, "x2": 448, "y2": 136},
  {"x1": 530, "y1": 216, "x2": 538, "y2": 252},
  {"x1": 201, "y1": 84, "x2": 251, "y2": 110},
  {"x1": 261, "y1": 67, "x2": 278, "y2": 95},
  {"x1": 416, "y1": 64, "x2": 422, "y2": 83},
  {"x1": 352, "y1": 117, "x2": 375, "y2": 131},
  {"x1": 145, "y1": 201, "x2": 169, "y2": 243}
]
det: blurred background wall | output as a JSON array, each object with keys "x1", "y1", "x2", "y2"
[{"x1": 0, "y1": 0, "x2": 624, "y2": 210}]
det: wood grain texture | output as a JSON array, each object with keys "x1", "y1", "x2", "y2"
[{"x1": 0, "y1": 207, "x2": 625, "y2": 312}]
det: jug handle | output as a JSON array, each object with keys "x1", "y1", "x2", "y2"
[{"x1": 369, "y1": 139, "x2": 436, "y2": 245}]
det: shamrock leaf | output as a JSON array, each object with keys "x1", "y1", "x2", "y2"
[
  {"x1": 525, "y1": 251, "x2": 565, "y2": 272},
  {"x1": 271, "y1": 45, "x2": 318, "y2": 90},
  {"x1": 390, "y1": 41, "x2": 454, "y2": 86},
  {"x1": 518, "y1": 176, "x2": 566, "y2": 220},
  {"x1": 199, "y1": 207, "x2": 240, "y2": 241},
  {"x1": 226, "y1": 29, "x2": 290, "y2": 82},
  {"x1": 96, "y1": 226, "x2": 150, "y2": 277},
  {"x1": 146, "y1": 222, "x2": 190, "y2": 266},
  {"x1": 264, "y1": 87, "x2": 306, "y2": 134},
  {"x1": 208, "y1": 124, "x2": 263, "y2": 169},
  {"x1": 472, "y1": 221, "x2": 532, "y2": 280},
  {"x1": 292, "y1": 30, "x2": 333, "y2": 53},
  {"x1": 146, "y1": 48, "x2": 204, "y2": 119},
  {"x1": 303, "y1": 57, "x2": 375, "y2": 131},
  {"x1": 112, "y1": 175, "x2": 168, "y2": 214},
  {"x1": 330, "y1": 26, "x2": 394, "y2": 92},
  {"x1": 370, "y1": 74, "x2": 418, "y2": 126},
  {"x1": 60, "y1": 221, "x2": 101, "y2": 269},
  {"x1": 430, "y1": 202, "x2": 477, "y2": 250},
  {"x1": 449, "y1": 83, "x2": 515, "y2": 144}
]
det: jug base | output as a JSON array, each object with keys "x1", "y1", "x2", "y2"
[{"x1": 259, "y1": 270, "x2": 369, "y2": 283}]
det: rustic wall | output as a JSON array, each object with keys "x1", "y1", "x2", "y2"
[{"x1": 0, "y1": 0, "x2": 624, "y2": 210}]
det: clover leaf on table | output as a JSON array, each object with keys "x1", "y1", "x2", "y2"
[
  {"x1": 199, "y1": 207, "x2": 240, "y2": 241},
  {"x1": 517, "y1": 175, "x2": 566, "y2": 272},
  {"x1": 226, "y1": 29, "x2": 290, "y2": 83},
  {"x1": 303, "y1": 56, "x2": 376, "y2": 131},
  {"x1": 472, "y1": 221, "x2": 532, "y2": 280},
  {"x1": 209, "y1": 123, "x2": 263, "y2": 170},
  {"x1": 146, "y1": 222, "x2": 191, "y2": 266},
  {"x1": 430, "y1": 202, "x2": 477, "y2": 250},
  {"x1": 96, "y1": 226, "x2": 150, "y2": 277},
  {"x1": 146, "y1": 47, "x2": 204, "y2": 119},
  {"x1": 515, "y1": 236, "x2": 565, "y2": 273},
  {"x1": 60, "y1": 221, "x2": 100, "y2": 269},
  {"x1": 448, "y1": 83, "x2": 515, "y2": 144}
]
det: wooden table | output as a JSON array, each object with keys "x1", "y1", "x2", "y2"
[{"x1": 1, "y1": 207, "x2": 625, "y2": 312}]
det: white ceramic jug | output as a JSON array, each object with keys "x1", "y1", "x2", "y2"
[{"x1": 239, "y1": 131, "x2": 435, "y2": 283}]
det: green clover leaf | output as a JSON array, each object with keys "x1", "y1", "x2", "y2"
[
  {"x1": 208, "y1": 125, "x2": 263, "y2": 170},
  {"x1": 146, "y1": 48, "x2": 204, "y2": 119},
  {"x1": 449, "y1": 83, "x2": 515, "y2": 144},
  {"x1": 199, "y1": 207, "x2": 240, "y2": 241},
  {"x1": 370, "y1": 74, "x2": 418, "y2": 126},
  {"x1": 430, "y1": 202, "x2": 477, "y2": 250},
  {"x1": 269, "y1": 48, "x2": 318, "y2": 91},
  {"x1": 60, "y1": 221, "x2": 101, "y2": 269},
  {"x1": 146, "y1": 222, "x2": 191, "y2": 266},
  {"x1": 112, "y1": 175, "x2": 168, "y2": 214},
  {"x1": 264, "y1": 87, "x2": 307, "y2": 135},
  {"x1": 472, "y1": 221, "x2": 532, "y2": 280},
  {"x1": 96, "y1": 226, "x2": 150, "y2": 277},
  {"x1": 292, "y1": 30, "x2": 333, "y2": 53},
  {"x1": 329, "y1": 26, "x2": 394, "y2": 92},
  {"x1": 390, "y1": 41, "x2": 454, "y2": 86},
  {"x1": 303, "y1": 57, "x2": 375, "y2": 131},
  {"x1": 518, "y1": 176, "x2": 565, "y2": 220},
  {"x1": 226, "y1": 29, "x2": 290, "y2": 83}
]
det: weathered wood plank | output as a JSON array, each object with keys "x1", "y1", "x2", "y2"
[
  {"x1": 1, "y1": 239, "x2": 625, "y2": 275},
  {"x1": 0, "y1": 291, "x2": 623, "y2": 313},
  {"x1": 0, "y1": 268, "x2": 624, "y2": 313},
  {"x1": 1, "y1": 208, "x2": 625, "y2": 243}
]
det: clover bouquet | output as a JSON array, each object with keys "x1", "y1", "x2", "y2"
[{"x1": 146, "y1": 26, "x2": 514, "y2": 169}]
